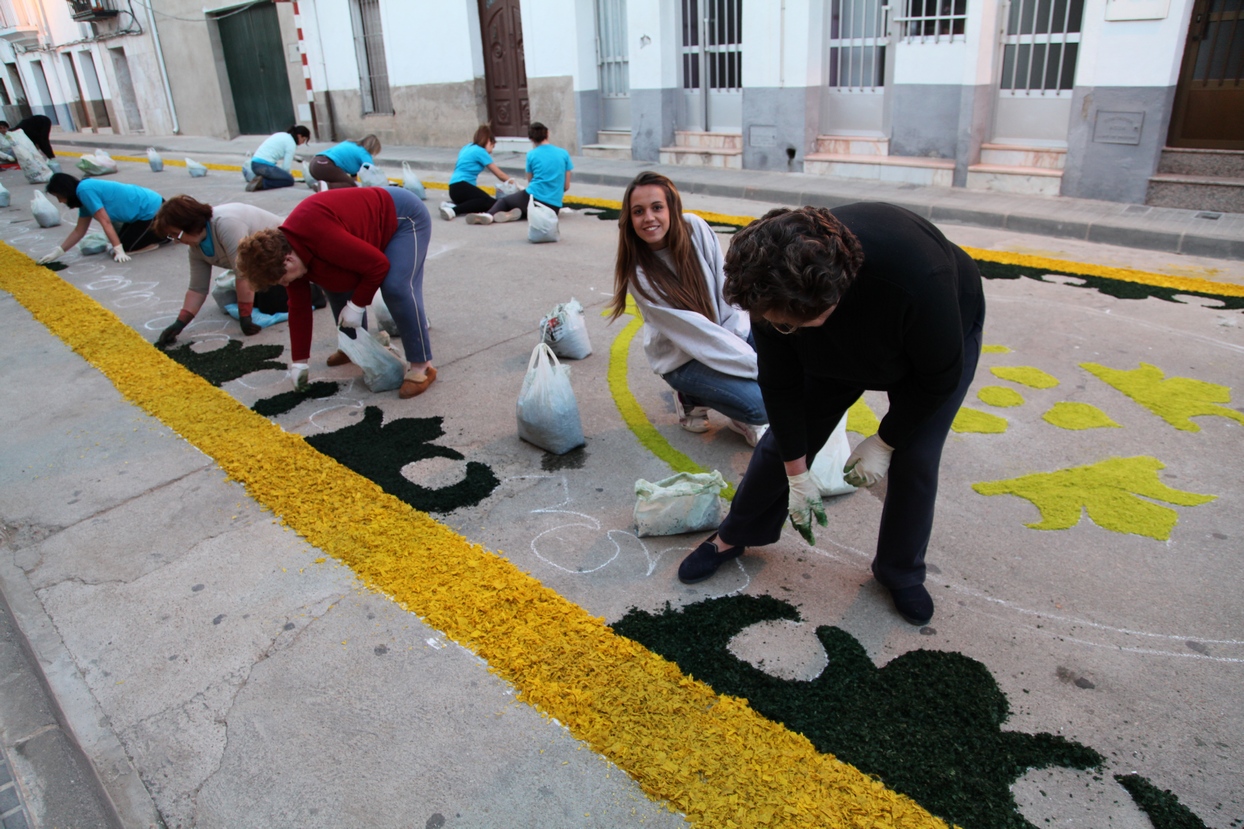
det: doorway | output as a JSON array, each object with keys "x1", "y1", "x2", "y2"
[
  {"x1": 596, "y1": 0, "x2": 630, "y2": 131},
  {"x1": 1168, "y1": 0, "x2": 1244, "y2": 149},
  {"x1": 478, "y1": 0, "x2": 529, "y2": 137},
  {"x1": 993, "y1": 0, "x2": 1084, "y2": 144},
  {"x1": 215, "y1": 0, "x2": 296, "y2": 135},
  {"x1": 679, "y1": 0, "x2": 743, "y2": 132},
  {"x1": 820, "y1": 0, "x2": 889, "y2": 135}
]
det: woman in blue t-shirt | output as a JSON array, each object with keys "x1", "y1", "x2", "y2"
[
  {"x1": 441, "y1": 125, "x2": 518, "y2": 221},
  {"x1": 468, "y1": 122, "x2": 573, "y2": 225},
  {"x1": 307, "y1": 135, "x2": 381, "y2": 190},
  {"x1": 38, "y1": 172, "x2": 165, "y2": 264}
]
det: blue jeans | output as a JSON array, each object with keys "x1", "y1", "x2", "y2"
[
  {"x1": 251, "y1": 160, "x2": 295, "y2": 190},
  {"x1": 662, "y1": 359, "x2": 768, "y2": 425}
]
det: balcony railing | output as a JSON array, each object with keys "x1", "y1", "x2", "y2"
[{"x1": 67, "y1": 0, "x2": 119, "y2": 21}]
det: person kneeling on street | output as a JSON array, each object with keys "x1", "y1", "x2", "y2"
[
  {"x1": 235, "y1": 185, "x2": 436, "y2": 399},
  {"x1": 39, "y1": 173, "x2": 165, "y2": 265}
]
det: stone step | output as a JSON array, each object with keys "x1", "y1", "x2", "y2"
[
  {"x1": 803, "y1": 153, "x2": 954, "y2": 187},
  {"x1": 672, "y1": 130, "x2": 744, "y2": 150},
  {"x1": 595, "y1": 130, "x2": 632, "y2": 147},
  {"x1": 966, "y1": 163, "x2": 1063, "y2": 196},
  {"x1": 658, "y1": 145, "x2": 744, "y2": 169},
  {"x1": 582, "y1": 144, "x2": 633, "y2": 161},
  {"x1": 813, "y1": 135, "x2": 889, "y2": 156},
  {"x1": 979, "y1": 143, "x2": 1066, "y2": 170},
  {"x1": 1156, "y1": 147, "x2": 1244, "y2": 178},
  {"x1": 1146, "y1": 173, "x2": 1244, "y2": 213}
]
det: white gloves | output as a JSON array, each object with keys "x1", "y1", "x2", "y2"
[
  {"x1": 338, "y1": 300, "x2": 364, "y2": 330},
  {"x1": 288, "y1": 362, "x2": 309, "y2": 391},
  {"x1": 787, "y1": 471, "x2": 827, "y2": 545},
  {"x1": 112, "y1": 247, "x2": 131, "y2": 263},
  {"x1": 844, "y1": 434, "x2": 894, "y2": 488},
  {"x1": 37, "y1": 246, "x2": 65, "y2": 265}
]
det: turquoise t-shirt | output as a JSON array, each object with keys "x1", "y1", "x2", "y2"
[
  {"x1": 320, "y1": 141, "x2": 372, "y2": 175},
  {"x1": 449, "y1": 143, "x2": 494, "y2": 186},
  {"x1": 198, "y1": 224, "x2": 215, "y2": 258},
  {"x1": 525, "y1": 144, "x2": 574, "y2": 209},
  {"x1": 76, "y1": 179, "x2": 163, "y2": 223}
]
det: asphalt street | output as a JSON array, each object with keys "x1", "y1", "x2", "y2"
[{"x1": 0, "y1": 150, "x2": 1241, "y2": 828}]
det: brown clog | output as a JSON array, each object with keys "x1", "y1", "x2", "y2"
[
  {"x1": 326, "y1": 349, "x2": 351, "y2": 367},
  {"x1": 399, "y1": 366, "x2": 437, "y2": 399}
]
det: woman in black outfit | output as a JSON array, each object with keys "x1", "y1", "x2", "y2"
[
  {"x1": 14, "y1": 115, "x2": 54, "y2": 158},
  {"x1": 676, "y1": 203, "x2": 985, "y2": 627}
]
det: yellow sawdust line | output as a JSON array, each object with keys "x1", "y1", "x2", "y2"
[{"x1": 0, "y1": 243, "x2": 947, "y2": 828}]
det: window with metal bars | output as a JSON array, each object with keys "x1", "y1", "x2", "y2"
[
  {"x1": 349, "y1": 0, "x2": 392, "y2": 115},
  {"x1": 1000, "y1": 0, "x2": 1084, "y2": 93},
  {"x1": 828, "y1": 0, "x2": 887, "y2": 89},
  {"x1": 596, "y1": 0, "x2": 629, "y2": 98},
  {"x1": 681, "y1": 0, "x2": 742, "y2": 91},
  {"x1": 894, "y1": 0, "x2": 967, "y2": 42}
]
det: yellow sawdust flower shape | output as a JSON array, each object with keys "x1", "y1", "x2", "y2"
[
  {"x1": 952, "y1": 407, "x2": 1008, "y2": 433},
  {"x1": 991, "y1": 366, "x2": 1059, "y2": 389},
  {"x1": 982, "y1": 344, "x2": 1012, "y2": 354},
  {"x1": 1042, "y1": 402, "x2": 1121, "y2": 430},
  {"x1": 1081, "y1": 362, "x2": 1244, "y2": 432},
  {"x1": 978, "y1": 386, "x2": 1025, "y2": 407},
  {"x1": 847, "y1": 397, "x2": 880, "y2": 436}
]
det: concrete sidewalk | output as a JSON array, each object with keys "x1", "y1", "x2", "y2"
[{"x1": 53, "y1": 131, "x2": 1244, "y2": 262}]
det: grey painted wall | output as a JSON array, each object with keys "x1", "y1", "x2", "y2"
[
  {"x1": 1061, "y1": 85, "x2": 1175, "y2": 204},
  {"x1": 574, "y1": 89, "x2": 601, "y2": 152},
  {"x1": 741, "y1": 86, "x2": 815, "y2": 172},
  {"x1": 953, "y1": 84, "x2": 993, "y2": 187},
  {"x1": 890, "y1": 84, "x2": 961, "y2": 160},
  {"x1": 630, "y1": 87, "x2": 677, "y2": 161}
]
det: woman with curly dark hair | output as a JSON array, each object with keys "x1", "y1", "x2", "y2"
[{"x1": 676, "y1": 204, "x2": 985, "y2": 627}]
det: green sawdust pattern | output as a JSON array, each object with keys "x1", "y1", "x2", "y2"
[
  {"x1": 1114, "y1": 774, "x2": 1209, "y2": 829},
  {"x1": 1082, "y1": 362, "x2": 1244, "y2": 433},
  {"x1": 164, "y1": 340, "x2": 286, "y2": 387},
  {"x1": 991, "y1": 366, "x2": 1060, "y2": 389},
  {"x1": 982, "y1": 344, "x2": 1012, "y2": 354},
  {"x1": 952, "y1": 407, "x2": 1009, "y2": 433},
  {"x1": 978, "y1": 386, "x2": 1025, "y2": 407},
  {"x1": 1042, "y1": 402, "x2": 1120, "y2": 430},
  {"x1": 847, "y1": 397, "x2": 880, "y2": 436},
  {"x1": 251, "y1": 382, "x2": 340, "y2": 417},
  {"x1": 305, "y1": 406, "x2": 500, "y2": 514},
  {"x1": 613, "y1": 594, "x2": 1104, "y2": 829},
  {"x1": 972, "y1": 455, "x2": 1216, "y2": 540},
  {"x1": 973, "y1": 259, "x2": 1244, "y2": 310}
]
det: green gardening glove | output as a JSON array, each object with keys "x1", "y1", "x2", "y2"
[{"x1": 787, "y1": 471, "x2": 827, "y2": 544}]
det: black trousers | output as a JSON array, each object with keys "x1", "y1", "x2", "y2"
[
  {"x1": 718, "y1": 301, "x2": 985, "y2": 589},
  {"x1": 448, "y1": 181, "x2": 496, "y2": 215},
  {"x1": 115, "y1": 217, "x2": 163, "y2": 252}
]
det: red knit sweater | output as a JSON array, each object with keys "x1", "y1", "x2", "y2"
[{"x1": 280, "y1": 187, "x2": 398, "y2": 362}]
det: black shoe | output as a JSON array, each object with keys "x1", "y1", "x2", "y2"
[
  {"x1": 889, "y1": 584, "x2": 934, "y2": 626},
  {"x1": 678, "y1": 533, "x2": 745, "y2": 584}
]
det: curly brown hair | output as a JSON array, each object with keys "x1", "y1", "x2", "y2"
[
  {"x1": 723, "y1": 206, "x2": 864, "y2": 322},
  {"x1": 235, "y1": 228, "x2": 292, "y2": 290},
  {"x1": 152, "y1": 195, "x2": 213, "y2": 239}
]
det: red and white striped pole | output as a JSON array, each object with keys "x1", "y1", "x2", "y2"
[{"x1": 290, "y1": 0, "x2": 321, "y2": 140}]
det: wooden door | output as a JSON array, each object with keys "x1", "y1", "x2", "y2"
[
  {"x1": 1168, "y1": 0, "x2": 1244, "y2": 149},
  {"x1": 479, "y1": 0, "x2": 529, "y2": 137},
  {"x1": 216, "y1": 1, "x2": 296, "y2": 135}
]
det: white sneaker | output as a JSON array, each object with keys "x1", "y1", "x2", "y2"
[
  {"x1": 465, "y1": 212, "x2": 494, "y2": 225},
  {"x1": 727, "y1": 420, "x2": 768, "y2": 448},
  {"x1": 674, "y1": 393, "x2": 710, "y2": 433},
  {"x1": 245, "y1": 176, "x2": 263, "y2": 192},
  {"x1": 318, "y1": 180, "x2": 329, "y2": 193},
  {"x1": 439, "y1": 204, "x2": 456, "y2": 221},
  {"x1": 493, "y1": 208, "x2": 523, "y2": 224}
]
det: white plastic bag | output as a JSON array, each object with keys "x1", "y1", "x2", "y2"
[
  {"x1": 76, "y1": 149, "x2": 118, "y2": 176},
  {"x1": 0, "y1": 180, "x2": 9, "y2": 208},
  {"x1": 539, "y1": 298, "x2": 592, "y2": 359},
  {"x1": 358, "y1": 162, "x2": 389, "y2": 187},
  {"x1": 497, "y1": 178, "x2": 522, "y2": 197},
  {"x1": 211, "y1": 269, "x2": 238, "y2": 312},
  {"x1": 79, "y1": 232, "x2": 110, "y2": 255},
  {"x1": 302, "y1": 160, "x2": 318, "y2": 190},
  {"x1": 809, "y1": 415, "x2": 858, "y2": 497},
  {"x1": 242, "y1": 157, "x2": 255, "y2": 182},
  {"x1": 401, "y1": 162, "x2": 426, "y2": 199},
  {"x1": 516, "y1": 342, "x2": 585, "y2": 455},
  {"x1": 31, "y1": 190, "x2": 61, "y2": 227},
  {"x1": 336, "y1": 326, "x2": 405, "y2": 392},
  {"x1": 528, "y1": 197, "x2": 560, "y2": 244},
  {"x1": 47, "y1": 159, "x2": 61, "y2": 173},
  {"x1": 147, "y1": 147, "x2": 164, "y2": 172},
  {"x1": 633, "y1": 471, "x2": 726, "y2": 537},
  {"x1": 371, "y1": 291, "x2": 400, "y2": 336},
  {"x1": 10, "y1": 129, "x2": 52, "y2": 184},
  {"x1": 186, "y1": 158, "x2": 208, "y2": 177}
]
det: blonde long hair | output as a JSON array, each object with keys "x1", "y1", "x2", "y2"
[{"x1": 608, "y1": 172, "x2": 716, "y2": 323}]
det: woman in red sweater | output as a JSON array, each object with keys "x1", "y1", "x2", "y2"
[{"x1": 236, "y1": 186, "x2": 436, "y2": 398}]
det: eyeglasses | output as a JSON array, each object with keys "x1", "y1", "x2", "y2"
[
  {"x1": 166, "y1": 230, "x2": 184, "y2": 242},
  {"x1": 768, "y1": 319, "x2": 800, "y2": 335}
]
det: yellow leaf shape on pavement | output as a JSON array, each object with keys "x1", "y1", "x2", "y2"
[
  {"x1": 1042, "y1": 402, "x2": 1121, "y2": 430},
  {"x1": 991, "y1": 366, "x2": 1060, "y2": 389},
  {"x1": 982, "y1": 344, "x2": 1012, "y2": 354},
  {"x1": 847, "y1": 397, "x2": 880, "y2": 436},
  {"x1": 972, "y1": 456, "x2": 1215, "y2": 540},
  {"x1": 1081, "y1": 362, "x2": 1244, "y2": 432},
  {"x1": 978, "y1": 386, "x2": 1025, "y2": 407},
  {"x1": 952, "y1": 407, "x2": 1008, "y2": 433}
]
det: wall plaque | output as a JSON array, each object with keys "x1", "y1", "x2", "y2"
[
  {"x1": 749, "y1": 126, "x2": 778, "y2": 148},
  {"x1": 1093, "y1": 111, "x2": 1144, "y2": 145}
]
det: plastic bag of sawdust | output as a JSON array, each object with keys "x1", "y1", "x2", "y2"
[
  {"x1": 539, "y1": 297, "x2": 591, "y2": 359},
  {"x1": 147, "y1": 147, "x2": 164, "y2": 172},
  {"x1": 358, "y1": 162, "x2": 389, "y2": 187},
  {"x1": 516, "y1": 342, "x2": 584, "y2": 455},
  {"x1": 77, "y1": 149, "x2": 118, "y2": 176},
  {"x1": 401, "y1": 162, "x2": 426, "y2": 199},
  {"x1": 633, "y1": 471, "x2": 726, "y2": 537},
  {"x1": 186, "y1": 158, "x2": 208, "y2": 177},
  {"x1": 371, "y1": 291, "x2": 399, "y2": 336},
  {"x1": 527, "y1": 196, "x2": 559, "y2": 244},
  {"x1": 211, "y1": 270, "x2": 237, "y2": 312},
  {"x1": 0, "y1": 180, "x2": 9, "y2": 208},
  {"x1": 9, "y1": 129, "x2": 52, "y2": 184},
  {"x1": 78, "y1": 232, "x2": 110, "y2": 256},
  {"x1": 337, "y1": 326, "x2": 405, "y2": 392},
  {"x1": 31, "y1": 190, "x2": 61, "y2": 227},
  {"x1": 497, "y1": 178, "x2": 523, "y2": 197},
  {"x1": 809, "y1": 414, "x2": 857, "y2": 497}
]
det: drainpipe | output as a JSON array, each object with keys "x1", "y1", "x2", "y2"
[{"x1": 143, "y1": 0, "x2": 179, "y2": 133}]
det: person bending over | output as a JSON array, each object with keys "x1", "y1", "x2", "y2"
[
  {"x1": 39, "y1": 172, "x2": 164, "y2": 264},
  {"x1": 465, "y1": 121, "x2": 573, "y2": 225},
  {"x1": 247, "y1": 125, "x2": 312, "y2": 191},
  {"x1": 441, "y1": 124, "x2": 520, "y2": 222},
  {"x1": 306, "y1": 135, "x2": 381, "y2": 190}
]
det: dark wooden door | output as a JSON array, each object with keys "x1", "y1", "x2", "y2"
[
  {"x1": 478, "y1": 0, "x2": 529, "y2": 136},
  {"x1": 1168, "y1": 0, "x2": 1244, "y2": 149},
  {"x1": 217, "y1": 1, "x2": 296, "y2": 135}
]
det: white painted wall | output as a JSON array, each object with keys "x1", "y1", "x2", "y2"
[
  {"x1": 1075, "y1": 0, "x2": 1194, "y2": 87},
  {"x1": 299, "y1": 0, "x2": 364, "y2": 93},
  {"x1": 378, "y1": 1, "x2": 477, "y2": 87},
  {"x1": 522, "y1": 0, "x2": 580, "y2": 79},
  {"x1": 627, "y1": 0, "x2": 678, "y2": 89}
]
